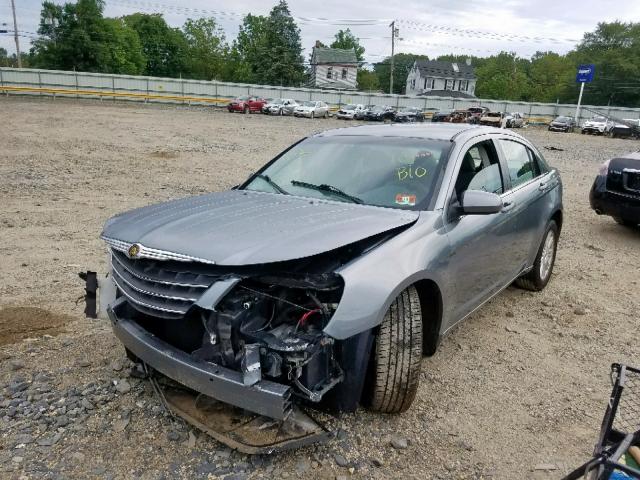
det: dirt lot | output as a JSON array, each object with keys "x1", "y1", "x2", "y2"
[{"x1": 0, "y1": 97, "x2": 638, "y2": 480}]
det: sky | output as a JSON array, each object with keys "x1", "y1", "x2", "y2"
[{"x1": 2, "y1": 0, "x2": 640, "y2": 66}]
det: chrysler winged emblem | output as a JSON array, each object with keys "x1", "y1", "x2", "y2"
[{"x1": 127, "y1": 243, "x2": 141, "y2": 258}]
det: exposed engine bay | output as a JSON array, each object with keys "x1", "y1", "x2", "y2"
[{"x1": 192, "y1": 275, "x2": 345, "y2": 403}]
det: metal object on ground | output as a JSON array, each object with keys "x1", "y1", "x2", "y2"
[
  {"x1": 162, "y1": 386, "x2": 332, "y2": 454},
  {"x1": 562, "y1": 364, "x2": 640, "y2": 480}
]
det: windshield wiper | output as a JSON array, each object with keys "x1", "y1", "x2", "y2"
[
  {"x1": 255, "y1": 174, "x2": 289, "y2": 195},
  {"x1": 290, "y1": 180, "x2": 363, "y2": 204}
]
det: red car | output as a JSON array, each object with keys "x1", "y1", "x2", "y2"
[{"x1": 227, "y1": 96, "x2": 267, "y2": 114}]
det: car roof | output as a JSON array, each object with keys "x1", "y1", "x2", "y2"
[{"x1": 314, "y1": 123, "x2": 508, "y2": 142}]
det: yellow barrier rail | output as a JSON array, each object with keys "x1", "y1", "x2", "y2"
[{"x1": 0, "y1": 85, "x2": 229, "y2": 104}]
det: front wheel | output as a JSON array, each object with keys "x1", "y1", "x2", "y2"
[
  {"x1": 515, "y1": 220, "x2": 558, "y2": 291},
  {"x1": 243, "y1": 106, "x2": 249, "y2": 114},
  {"x1": 367, "y1": 285, "x2": 423, "y2": 413}
]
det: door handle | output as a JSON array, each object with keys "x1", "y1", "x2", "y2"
[
  {"x1": 501, "y1": 201, "x2": 515, "y2": 212},
  {"x1": 538, "y1": 181, "x2": 548, "y2": 191}
]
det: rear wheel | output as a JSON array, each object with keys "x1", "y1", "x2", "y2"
[
  {"x1": 367, "y1": 285, "x2": 423, "y2": 413},
  {"x1": 324, "y1": 111, "x2": 328, "y2": 119},
  {"x1": 515, "y1": 220, "x2": 558, "y2": 291}
]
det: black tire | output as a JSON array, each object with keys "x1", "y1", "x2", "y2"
[
  {"x1": 310, "y1": 111, "x2": 315, "y2": 119},
  {"x1": 368, "y1": 285, "x2": 423, "y2": 413},
  {"x1": 243, "y1": 106, "x2": 249, "y2": 114},
  {"x1": 515, "y1": 220, "x2": 559, "y2": 291},
  {"x1": 614, "y1": 217, "x2": 637, "y2": 228},
  {"x1": 278, "y1": 108, "x2": 283, "y2": 116},
  {"x1": 324, "y1": 111, "x2": 328, "y2": 119}
]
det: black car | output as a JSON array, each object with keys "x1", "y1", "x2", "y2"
[
  {"x1": 354, "y1": 105, "x2": 374, "y2": 120},
  {"x1": 393, "y1": 106, "x2": 424, "y2": 123},
  {"x1": 364, "y1": 105, "x2": 395, "y2": 122},
  {"x1": 548, "y1": 116, "x2": 576, "y2": 133},
  {"x1": 590, "y1": 150, "x2": 640, "y2": 227}
]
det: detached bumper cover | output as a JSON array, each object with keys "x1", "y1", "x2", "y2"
[{"x1": 108, "y1": 298, "x2": 292, "y2": 420}]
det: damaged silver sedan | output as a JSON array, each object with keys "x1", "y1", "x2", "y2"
[{"x1": 86, "y1": 123, "x2": 563, "y2": 451}]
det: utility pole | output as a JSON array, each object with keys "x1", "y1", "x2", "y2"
[
  {"x1": 11, "y1": 0, "x2": 22, "y2": 68},
  {"x1": 389, "y1": 21, "x2": 398, "y2": 94}
]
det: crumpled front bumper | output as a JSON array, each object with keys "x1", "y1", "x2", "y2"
[{"x1": 107, "y1": 297, "x2": 293, "y2": 420}]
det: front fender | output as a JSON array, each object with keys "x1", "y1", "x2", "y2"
[{"x1": 323, "y1": 213, "x2": 451, "y2": 340}]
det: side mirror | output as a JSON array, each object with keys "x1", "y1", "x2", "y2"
[{"x1": 461, "y1": 190, "x2": 503, "y2": 215}]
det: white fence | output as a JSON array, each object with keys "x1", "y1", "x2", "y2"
[{"x1": 2, "y1": 67, "x2": 640, "y2": 124}]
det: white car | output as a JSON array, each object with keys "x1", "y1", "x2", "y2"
[
  {"x1": 294, "y1": 101, "x2": 330, "y2": 119},
  {"x1": 582, "y1": 116, "x2": 610, "y2": 135},
  {"x1": 262, "y1": 98, "x2": 298, "y2": 116},
  {"x1": 504, "y1": 112, "x2": 525, "y2": 128},
  {"x1": 336, "y1": 104, "x2": 365, "y2": 120}
]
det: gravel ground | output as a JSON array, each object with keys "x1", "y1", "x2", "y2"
[{"x1": 0, "y1": 97, "x2": 638, "y2": 480}]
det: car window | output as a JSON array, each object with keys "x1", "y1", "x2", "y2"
[
  {"x1": 453, "y1": 141, "x2": 504, "y2": 200},
  {"x1": 499, "y1": 139, "x2": 541, "y2": 188},
  {"x1": 243, "y1": 136, "x2": 451, "y2": 210}
]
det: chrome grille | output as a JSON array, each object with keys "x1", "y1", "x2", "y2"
[{"x1": 110, "y1": 249, "x2": 218, "y2": 319}]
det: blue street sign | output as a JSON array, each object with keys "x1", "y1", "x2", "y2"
[{"x1": 576, "y1": 64, "x2": 595, "y2": 83}]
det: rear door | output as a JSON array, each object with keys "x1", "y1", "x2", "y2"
[{"x1": 495, "y1": 138, "x2": 551, "y2": 271}]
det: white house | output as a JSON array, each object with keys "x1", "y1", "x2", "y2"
[
  {"x1": 405, "y1": 60, "x2": 477, "y2": 97},
  {"x1": 310, "y1": 42, "x2": 358, "y2": 90}
]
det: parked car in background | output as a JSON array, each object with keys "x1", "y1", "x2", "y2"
[
  {"x1": 294, "y1": 101, "x2": 330, "y2": 119},
  {"x1": 431, "y1": 110, "x2": 453, "y2": 122},
  {"x1": 336, "y1": 104, "x2": 366, "y2": 120},
  {"x1": 590, "y1": 150, "x2": 640, "y2": 227},
  {"x1": 449, "y1": 110, "x2": 472, "y2": 124},
  {"x1": 467, "y1": 106, "x2": 490, "y2": 124},
  {"x1": 263, "y1": 98, "x2": 298, "y2": 116},
  {"x1": 93, "y1": 124, "x2": 563, "y2": 447},
  {"x1": 505, "y1": 112, "x2": 525, "y2": 128},
  {"x1": 364, "y1": 105, "x2": 396, "y2": 122},
  {"x1": 393, "y1": 106, "x2": 425, "y2": 123},
  {"x1": 604, "y1": 119, "x2": 640, "y2": 139},
  {"x1": 227, "y1": 96, "x2": 267, "y2": 114},
  {"x1": 479, "y1": 112, "x2": 504, "y2": 127},
  {"x1": 548, "y1": 116, "x2": 576, "y2": 133},
  {"x1": 354, "y1": 105, "x2": 375, "y2": 120},
  {"x1": 581, "y1": 116, "x2": 609, "y2": 135}
]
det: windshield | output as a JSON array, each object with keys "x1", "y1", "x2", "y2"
[
  {"x1": 343, "y1": 105, "x2": 357, "y2": 110},
  {"x1": 236, "y1": 95, "x2": 250, "y2": 101},
  {"x1": 269, "y1": 98, "x2": 284, "y2": 105},
  {"x1": 242, "y1": 136, "x2": 451, "y2": 210},
  {"x1": 592, "y1": 116, "x2": 606, "y2": 122},
  {"x1": 372, "y1": 106, "x2": 387, "y2": 112},
  {"x1": 555, "y1": 116, "x2": 570, "y2": 122},
  {"x1": 400, "y1": 107, "x2": 417, "y2": 112},
  {"x1": 302, "y1": 101, "x2": 315, "y2": 107}
]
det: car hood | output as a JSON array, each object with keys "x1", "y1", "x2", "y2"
[{"x1": 101, "y1": 190, "x2": 419, "y2": 266}]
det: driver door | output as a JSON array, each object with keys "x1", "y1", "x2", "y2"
[{"x1": 443, "y1": 138, "x2": 520, "y2": 328}]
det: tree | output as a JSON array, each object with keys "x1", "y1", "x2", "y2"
[
  {"x1": 374, "y1": 53, "x2": 428, "y2": 94},
  {"x1": 357, "y1": 69, "x2": 379, "y2": 91},
  {"x1": 474, "y1": 52, "x2": 531, "y2": 101},
  {"x1": 182, "y1": 18, "x2": 228, "y2": 80},
  {"x1": 31, "y1": 0, "x2": 145, "y2": 74},
  {"x1": 527, "y1": 51, "x2": 574, "y2": 103},
  {"x1": 563, "y1": 22, "x2": 640, "y2": 107},
  {"x1": 330, "y1": 29, "x2": 364, "y2": 62},
  {"x1": 98, "y1": 18, "x2": 146, "y2": 74},
  {"x1": 124, "y1": 13, "x2": 188, "y2": 77},
  {"x1": 235, "y1": 1, "x2": 305, "y2": 86}
]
